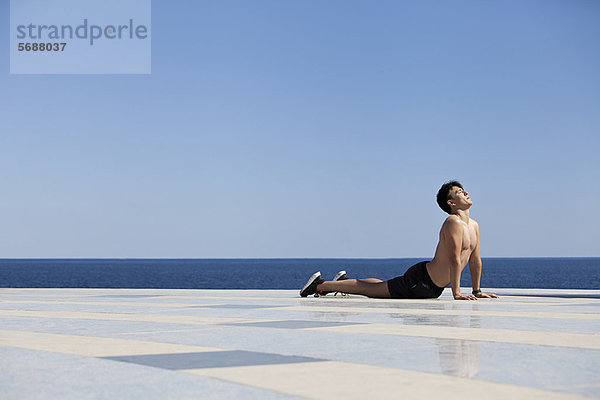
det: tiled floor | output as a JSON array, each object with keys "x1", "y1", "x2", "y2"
[{"x1": 0, "y1": 288, "x2": 598, "y2": 399}]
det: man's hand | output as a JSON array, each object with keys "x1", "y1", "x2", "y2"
[
  {"x1": 475, "y1": 292, "x2": 499, "y2": 299},
  {"x1": 453, "y1": 293, "x2": 478, "y2": 300}
]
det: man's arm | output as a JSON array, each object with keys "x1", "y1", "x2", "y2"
[
  {"x1": 468, "y1": 221, "x2": 482, "y2": 291},
  {"x1": 468, "y1": 222, "x2": 499, "y2": 299},
  {"x1": 444, "y1": 218, "x2": 476, "y2": 300}
]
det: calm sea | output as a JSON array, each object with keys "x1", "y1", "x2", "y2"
[{"x1": 0, "y1": 258, "x2": 598, "y2": 290}]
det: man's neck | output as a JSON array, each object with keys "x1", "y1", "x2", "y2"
[{"x1": 452, "y1": 209, "x2": 470, "y2": 223}]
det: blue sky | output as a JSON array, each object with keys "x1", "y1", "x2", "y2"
[{"x1": 1, "y1": 0, "x2": 599, "y2": 258}]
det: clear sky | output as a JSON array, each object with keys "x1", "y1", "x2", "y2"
[{"x1": 1, "y1": 0, "x2": 599, "y2": 258}]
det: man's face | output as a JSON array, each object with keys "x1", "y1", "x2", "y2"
[{"x1": 448, "y1": 186, "x2": 472, "y2": 210}]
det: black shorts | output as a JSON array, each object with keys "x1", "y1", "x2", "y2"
[{"x1": 386, "y1": 261, "x2": 445, "y2": 299}]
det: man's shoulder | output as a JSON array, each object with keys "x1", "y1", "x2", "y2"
[
  {"x1": 441, "y1": 215, "x2": 479, "y2": 232},
  {"x1": 443, "y1": 215, "x2": 479, "y2": 225},
  {"x1": 443, "y1": 215, "x2": 462, "y2": 225},
  {"x1": 441, "y1": 215, "x2": 463, "y2": 231}
]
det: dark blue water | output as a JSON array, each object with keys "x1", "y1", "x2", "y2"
[{"x1": 0, "y1": 258, "x2": 598, "y2": 290}]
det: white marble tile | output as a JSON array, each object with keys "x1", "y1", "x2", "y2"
[
  {"x1": 0, "y1": 346, "x2": 294, "y2": 400},
  {"x1": 1, "y1": 288, "x2": 598, "y2": 399}
]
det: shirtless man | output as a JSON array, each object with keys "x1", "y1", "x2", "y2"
[{"x1": 299, "y1": 181, "x2": 498, "y2": 300}]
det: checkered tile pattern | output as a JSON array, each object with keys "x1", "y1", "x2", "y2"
[{"x1": 1, "y1": 288, "x2": 599, "y2": 399}]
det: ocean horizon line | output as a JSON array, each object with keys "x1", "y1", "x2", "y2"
[
  {"x1": 2, "y1": 258, "x2": 598, "y2": 289},
  {"x1": 1, "y1": 257, "x2": 599, "y2": 260}
]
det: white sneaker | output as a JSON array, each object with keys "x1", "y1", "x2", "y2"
[
  {"x1": 327, "y1": 270, "x2": 349, "y2": 297},
  {"x1": 300, "y1": 271, "x2": 325, "y2": 297},
  {"x1": 333, "y1": 270, "x2": 348, "y2": 281}
]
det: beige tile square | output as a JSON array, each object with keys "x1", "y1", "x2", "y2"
[{"x1": 185, "y1": 361, "x2": 586, "y2": 400}]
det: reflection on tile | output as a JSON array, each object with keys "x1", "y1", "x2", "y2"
[
  {"x1": 104, "y1": 350, "x2": 325, "y2": 370},
  {"x1": 436, "y1": 338, "x2": 479, "y2": 378},
  {"x1": 303, "y1": 301, "x2": 449, "y2": 311},
  {"x1": 188, "y1": 360, "x2": 584, "y2": 400},
  {"x1": 231, "y1": 320, "x2": 364, "y2": 329}
]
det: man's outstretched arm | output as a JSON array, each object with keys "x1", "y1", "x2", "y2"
[
  {"x1": 468, "y1": 222, "x2": 499, "y2": 299},
  {"x1": 444, "y1": 219, "x2": 477, "y2": 300}
]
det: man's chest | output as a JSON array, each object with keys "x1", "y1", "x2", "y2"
[{"x1": 460, "y1": 224, "x2": 477, "y2": 251}]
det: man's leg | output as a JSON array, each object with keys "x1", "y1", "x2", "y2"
[{"x1": 316, "y1": 278, "x2": 391, "y2": 298}]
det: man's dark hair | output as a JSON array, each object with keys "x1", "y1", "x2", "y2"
[{"x1": 436, "y1": 180, "x2": 463, "y2": 214}]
